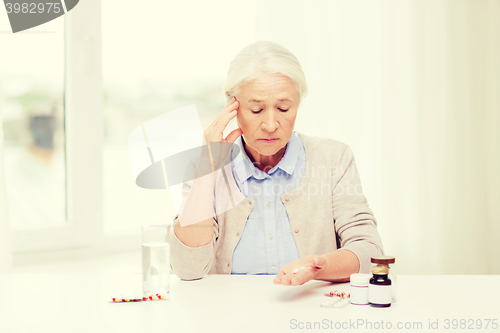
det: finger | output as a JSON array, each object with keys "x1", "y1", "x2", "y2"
[
  {"x1": 206, "y1": 110, "x2": 237, "y2": 144},
  {"x1": 221, "y1": 97, "x2": 238, "y2": 115},
  {"x1": 218, "y1": 107, "x2": 238, "y2": 128},
  {"x1": 219, "y1": 96, "x2": 235, "y2": 113},
  {"x1": 273, "y1": 269, "x2": 287, "y2": 284},
  {"x1": 280, "y1": 277, "x2": 292, "y2": 286},
  {"x1": 211, "y1": 119, "x2": 239, "y2": 155},
  {"x1": 225, "y1": 127, "x2": 243, "y2": 143},
  {"x1": 211, "y1": 98, "x2": 237, "y2": 129},
  {"x1": 280, "y1": 267, "x2": 301, "y2": 285},
  {"x1": 217, "y1": 102, "x2": 239, "y2": 128}
]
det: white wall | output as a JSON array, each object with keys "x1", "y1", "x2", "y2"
[{"x1": 257, "y1": 0, "x2": 500, "y2": 274}]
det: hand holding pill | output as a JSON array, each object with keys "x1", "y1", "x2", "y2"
[{"x1": 273, "y1": 255, "x2": 327, "y2": 286}]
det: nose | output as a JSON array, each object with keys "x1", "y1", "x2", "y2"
[{"x1": 261, "y1": 110, "x2": 278, "y2": 132}]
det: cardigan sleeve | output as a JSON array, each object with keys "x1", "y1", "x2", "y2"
[
  {"x1": 169, "y1": 214, "x2": 218, "y2": 280},
  {"x1": 168, "y1": 158, "x2": 219, "y2": 281},
  {"x1": 332, "y1": 144, "x2": 384, "y2": 274}
]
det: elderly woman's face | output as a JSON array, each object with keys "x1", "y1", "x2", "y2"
[{"x1": 235, "y1": 73, "x2": 299, "y2": 157}]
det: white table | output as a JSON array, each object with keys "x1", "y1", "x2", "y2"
[{"x1": 0, "y1": 274, "x2": 498, "y2": 333}]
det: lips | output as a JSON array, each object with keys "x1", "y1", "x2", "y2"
[{"x1": 258, "y1": 138, "x2": 279, "y2": 143}]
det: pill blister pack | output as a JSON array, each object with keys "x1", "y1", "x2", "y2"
[
  {"x1": 320, "y1": 297, "x2": 350, "y2": 308},
  {"x1": 108, "y1": 293, "x2": 168, "y2": 303}
]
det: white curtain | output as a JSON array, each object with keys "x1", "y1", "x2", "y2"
[
  {"x1": 257, "y1": 0, "x2": 500, "y2": 274},
  {"x1": 0, "y1": 104, "x2": 13, "y2": 273}
]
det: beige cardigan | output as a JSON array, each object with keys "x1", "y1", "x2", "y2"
[{"x1": 169, "y1": 133, "x2": 384, "y2": 280}]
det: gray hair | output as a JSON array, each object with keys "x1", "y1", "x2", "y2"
[{"x1": 223, "y1": 40, "x2": 308, "y2": 103}]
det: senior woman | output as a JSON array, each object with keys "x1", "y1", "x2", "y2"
[{"x1": 169, "y1": 41, "x2": 384, "y2": 285}]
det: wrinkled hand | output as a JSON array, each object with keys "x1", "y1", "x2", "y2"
[
  {"x1": 204, "y1": 96, "x2": 242, "y2": 145},
  {"x1": 195, "y1": 97, "x2": 243, "y2": 178},
  {"x1": 273, "y1": 255, "x2": 327, "y2": 286}
]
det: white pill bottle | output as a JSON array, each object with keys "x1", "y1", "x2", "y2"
[{"x1": 349, "y1": 273, "x2": 371, "y2": 305}]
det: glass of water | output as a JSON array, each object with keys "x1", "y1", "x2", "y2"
[{"x1": 141, "y1": 222, "x2": 170, "y2": 299}]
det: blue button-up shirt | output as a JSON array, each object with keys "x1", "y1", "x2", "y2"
[{"x1": 230, "y1": 132, "x2": 306, "y2": 275}]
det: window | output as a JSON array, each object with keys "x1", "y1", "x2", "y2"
[
  {"x1": 101, "y1": 0, "x2": 256, "y2": 235},
  {"x1": 5, "y1": 0, "x2": 256, "y2": 254},
  {"x1": 3, "y1": 0, "x2": 103, "y2": 253},
  {"x1": 0, "y1": 11, "x2": 65, "y2": 231}
]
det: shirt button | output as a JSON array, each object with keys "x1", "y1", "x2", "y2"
[
  {"x1": 236, "y1": 233, "x2": 240, "y2": 237},
  {"x1": 268, "y1": 234, "x2": 273, "y2": 240},
  {"x1": 294, "y1": 228, "x2": 299, "y2": 233},
  {"x1": 271, "y1": 265, "x2": 276, "y2": 270},
  {"x1": 227, "y1": 263, "x2": 230, "y2": 267},
  {"x1": 267, "y1": 202, "x2": 271, "y2": 208}
]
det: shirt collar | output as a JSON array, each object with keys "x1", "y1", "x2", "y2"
[{"x1": 231, "y1": 132, "x2": 303, "y2": 184}]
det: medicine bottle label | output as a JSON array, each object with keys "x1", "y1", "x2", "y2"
[
  {"x1": 350, "y1": 285, "x2": 369, "y2": 305},
  {"x1": 368, "y1": 284, "x2": 392, "y2": 305}
]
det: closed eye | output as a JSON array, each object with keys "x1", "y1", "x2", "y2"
[
  {"x1": 251, "y1": 109, "x2": 263, "y2": 114},
  {"x1": 278, "y1": 108, "x2": 289, "y2": 112}
]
